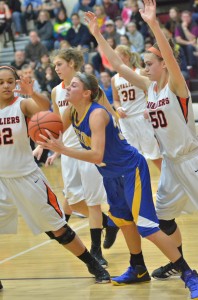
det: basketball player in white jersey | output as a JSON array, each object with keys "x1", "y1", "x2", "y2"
[
  {"x1": 0, "y1": 66, "x2": 110, "y2": 286},
  {"x1": 45, "y1": 48, "x2": 119, "y2": 266},
  {"x1": 85, "y1": 1, "x2": 198, "y2": 297},
  {"x1": 112, "y1": 45, "x2": 161, "y2": 170}
]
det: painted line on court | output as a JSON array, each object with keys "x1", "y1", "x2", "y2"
[{"x1": 0, "y1": 220, "x2": 89, "y2": 264}]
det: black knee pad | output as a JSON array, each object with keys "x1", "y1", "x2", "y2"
[
  {"x1": 45, "y1": 231, "x2": 55, "y2": 239},
  {"x1": 159, "y1": 219, "x2": 177, "y2": 236},
  {"x1": 54, "y1": 224, "x2": 76, "y2": 245}
]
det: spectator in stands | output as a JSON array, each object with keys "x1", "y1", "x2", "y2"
[
  {"x1": 34, "y1": 53, "x2": 51, "y2": 91},
  {"x1": 162, "y1": 27, "x2": 190, "y2": 81},
  {"x1": 35, "y1": 10, "x2": 54, "y2": 51},
  {"x1": 175, "y1": 10, "x2": 198, "y2": 72},
  {"x1": 25, "y1": 30, "x2": 48, "y2": 67},
  {"x1": 42, "y1": 0, "x2": 66, "y2": 18},
  {"x1": 126, "y1": 22, "x2": 144, "y2": 53},
  {"x1": 7, "y1": 0, "x2": 27, "y2": 36},
  {"x1": 115, "y1": 16, "x2": 126, "y2": 35},
  {"x1": 21, "y1": 0, "x2": 43, "y2": 21},
  {"x1": 120, "y1": 34, "x2": 136, "y2": 52},
  {"x1": 121, "y1": 0, "x2": 134, "y2": 25},
  {"x1": 190, "y1": 0, "x2": 198, "y2": 23},
  {"x1": 165, "y1": 7, "x2": 181, "y2": 35},
  {"x1": 59, "y1": 40, "x2": 71, "y2": 49},
  {"x1": 102, "y1": 0, "x2": 120, "y2": 21},
  {"x1": 53, "y1": 8, "x2": 72, "y2": 49},
  {"x1": 103, "y1": 19, "x2": 121, "y2": 45},
  {"x1": 72, "y1": 0, "x2": 94, "y2": 25},
  {"x1": 130, "y1": 0, "x2": 148, "y2": 38},
  {"x1": 10, "y1": 50, "x2": 30, "y2": 77},
  {"x1": 65, "y1": 13, "x2": 93, "y2": 63},
  {"x1": 93, "y1": 5, "x2": 108, "y2": 33},
  {"x1": 99, "y1": 70, "x2": 113, "y2": 105},
  {"x1": 44, "y1": 64, "x2": 60, "y2": 97},
  {"x1": 72, "y1": 0, "x2": 103, "y2": 15},
  {"x1": 0, "y1": 0, "x2": 11, "y2": 52},
  {"x1": 83, "y1": 62, "x2": 100, "y2": 79}
]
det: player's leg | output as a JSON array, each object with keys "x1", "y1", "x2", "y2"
[
  {"x1": 152, "y1": 159, "x2": 188, "y2": 279},
  {"x1": 11, "y1": 171, "x2": 111, "y2": 284},
  {"x1": 79, "y1": 161, "x2": 108, "y2": 267}
]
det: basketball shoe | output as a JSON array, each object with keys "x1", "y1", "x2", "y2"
[
  {"x1": 181, "y1": 270, "x2": 198, "y2": 299},
  {"x1": 111, "y1": 265, "x2": 151, "y2": 286},
  {"x1": 87, "y1": 259, "x2": 111, "y2": 283},
  {"x1": 151, "y1": 262, "x2": 181, "y2": 279},
  {"x1": 103, "y1": 226, "x2": 119, "y2": 249},
  {"x1": 0, "y1": 281, "x2": 3, "y2": 290},
  {"x1": 90, "y1": 247, "x2": 108, "y2": 268}
]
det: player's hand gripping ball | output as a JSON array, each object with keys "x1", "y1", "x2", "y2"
[{"x1": 28, "y1": 111, "x2": 63, "y2": 142}]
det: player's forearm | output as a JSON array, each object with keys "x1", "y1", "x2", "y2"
[
  {"x1": 94, "y1": 32, "x2": 123, "y2": 72},
  {"x1": 31, "y1": 91, "x2": 50, "y2": 110},
  {"x1": 62, "y1": 147, "x2": 103, "y2": 164}
]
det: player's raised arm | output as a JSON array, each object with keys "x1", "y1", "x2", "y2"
[
  {"x1": 139, "y1": 0, "x2": 187, "y2": 97},
  {"x1": 85, "y1": 11, "x2": 149, "y2": 92}
]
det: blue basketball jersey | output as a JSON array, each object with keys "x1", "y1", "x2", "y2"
[{"x1": 71, "y1": 102, "x2": 140, "y2": 177}]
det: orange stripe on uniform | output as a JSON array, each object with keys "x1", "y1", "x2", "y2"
[
  {"x1": 177, "y1": 96, "x2": 189, "y2": 122},
  {"x1": 45, "y1": 183, "x2": 63, "y2": 217}
]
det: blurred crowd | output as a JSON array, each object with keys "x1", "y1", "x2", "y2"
[{"x1": 1, "y1": 0, "x2": 198, "y2": 107}]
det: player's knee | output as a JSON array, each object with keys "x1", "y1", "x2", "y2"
[
  {"x1": 159, "y1": 219, "x2": 177, "y2": 235},
  {"x1": 46, "y1": 225, "x2": 76, "y2": 245}
]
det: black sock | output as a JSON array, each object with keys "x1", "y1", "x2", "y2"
[
  {"x1": 173, "y1": 256, "x2": 190, "y2": 274},
  {"x1": 90, "y1": 228, "x2": 102, "y2": 249},
  {"x1": 178, "y1": 245, "x2": 183, "y2": 256},
  {"x1": 65, "y1": 214, "x2": 71, "y2": 222},
  {"x1": 77, "y1": 248, "x2": 95, "y2": 264},
  {"x1": 130, "y1": 252, "x2": 146, "y2": 268},
  {"x1": 102, "y1": 213, "x2": 108, "y2": 228}
]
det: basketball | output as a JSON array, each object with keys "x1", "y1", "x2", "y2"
[{"x1": 28, "y1": 111, "x2": 63, "y2": 142}]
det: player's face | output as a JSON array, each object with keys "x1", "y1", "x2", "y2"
[
  {"x1": 53, "y1": 57, "x2": 71, "y2": 80},
  {"x1": 65, "y1": 78, "x2": 87, "y2": 104},
  {"x1": 144, "y1": 53, "x2": 164, "y2": 81},
  {"x1": 0, "y1": 70, "x2": 15, "y2": 102}
]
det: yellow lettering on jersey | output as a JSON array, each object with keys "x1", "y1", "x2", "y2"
[
  {"x1": 96, "y1": 162, "x2": 107, "y2": 167},
  {"x1": 73, "y1": 128, "x2": 91, "y2": 148}
]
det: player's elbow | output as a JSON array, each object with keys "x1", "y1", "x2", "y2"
[{"x1": 92, "y1": 153, "x2": 104, "y2": 164}]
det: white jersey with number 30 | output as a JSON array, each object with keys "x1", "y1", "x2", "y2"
[
  {"x1": 114, "y1": 68, "x2": 146, "y2": 115},
  {"x1": 147, "y1": 83, "x2": 198, "y2": 159}
]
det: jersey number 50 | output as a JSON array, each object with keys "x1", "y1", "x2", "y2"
[{"x1": 149, "y1": 110, "x2": 167, "y2": 128}]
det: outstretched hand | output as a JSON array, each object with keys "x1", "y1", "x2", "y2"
[
  {"x1": 139, "y1": 0, "x2": 157, "y2": 26},
  {"x1": 13, "y1": 76, "x2": 35, "y2": 96},
  {"x1": 84, "y1": 11, "x2": 100, "y2": 37},
  {"x1": 37, "y1": 130, "x2": 65, "y2": 154}
]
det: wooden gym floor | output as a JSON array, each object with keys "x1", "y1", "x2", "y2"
[{"x1": 1, "y1": 159, "x2": 198, "y2": 300}]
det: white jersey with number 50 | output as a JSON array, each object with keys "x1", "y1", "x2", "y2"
[
  {"x1": 114, "y1": 68, "x2": 146, "y2": 115},
  {"x1": 147, "y1": 82, "x2": 198, "y2": 159}
]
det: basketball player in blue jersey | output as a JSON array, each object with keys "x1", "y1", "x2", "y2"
[
  {"x1": 0, "y1": 66, "x2": 110, "y2": 287},
  {"x1": 38, "y1": 72, "x2": 198, "y2": 299}
]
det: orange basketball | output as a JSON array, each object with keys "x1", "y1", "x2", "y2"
[{"x1": 28, "y1": 111, "x2": 63, "y2": 142}]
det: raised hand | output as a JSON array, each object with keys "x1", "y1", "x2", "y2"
[
  {"x1": 139, "y1": 0, "x2": 157, "y2": 26},
  {"x1": 84, "y1": 11, "x2": 100, "y2": 37},
  {"x1": 13, "y1": 76, "x2": 35, "y2": 96}
]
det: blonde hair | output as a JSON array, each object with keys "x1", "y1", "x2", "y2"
[
  {"x1": 50, "y1": 48, "x2": 84, "y2": 71},
  {"x1": 115, "y1": 45, "x2": 141, "y2": 68}
]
